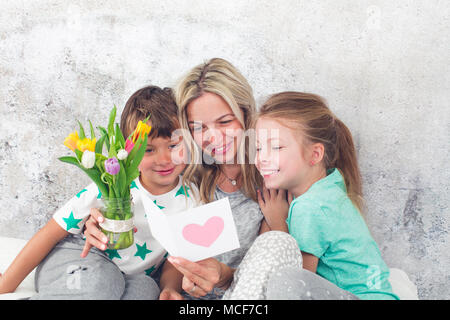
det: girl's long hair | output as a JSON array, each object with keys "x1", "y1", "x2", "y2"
[
  {"x1": 174, "y1": 58, "x2": 263, "y2": 203},
  {"x1": 258, "y1": 91, "x2": 364, "y2": 213}
]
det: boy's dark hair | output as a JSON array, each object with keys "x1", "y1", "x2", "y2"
[{"x1": 120, "y1": 85, "x2": 179, "y2": 139}]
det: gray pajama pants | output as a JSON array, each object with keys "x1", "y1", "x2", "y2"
[
  {"x1": 30, "y1": 235, "x2": 160, "y2": 300},
  {"x1": 223, "y1": 231, "x2": 358, "y2": 300}
]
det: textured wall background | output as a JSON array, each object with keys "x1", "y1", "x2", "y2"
[{"x1": 0, "y1": 0, "x2": 448, "y2": 299}]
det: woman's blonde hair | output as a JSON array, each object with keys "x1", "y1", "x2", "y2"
[
  {"x1": 174, "y1": 58, "x2": 262, "y2": 203},
  {"x1": 258, "y1": 91, "x2": 364, "y2": 213}
]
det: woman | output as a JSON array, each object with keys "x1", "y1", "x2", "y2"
[{"x1": 167, "y1": 58, "x2": 279, "y2": 299}]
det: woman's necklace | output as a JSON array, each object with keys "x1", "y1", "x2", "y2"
[{"x1": 220, "y1": 168, "x2": 240, "y2": 186}]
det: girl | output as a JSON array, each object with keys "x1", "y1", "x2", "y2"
[{"x1": 223, "y1": 91, "x2": 399, "y2": 300}]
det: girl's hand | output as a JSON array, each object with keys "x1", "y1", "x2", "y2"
[
  {"x1": 257, "y1": 186, "x2": 293, "y2": 232},
  {"x1": 167, "y1": 257, "x2": 233, "y2": 298},
  {"x1": 159, "y1": 287, "x2": 184, "y2": 300},
  {"x1": 81, "y1": 208, "x2": 108, "y2": 257}
]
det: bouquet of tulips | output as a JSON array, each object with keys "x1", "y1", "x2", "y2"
[{"x1": 59, "y1": 106, "x2": 151, "y2": 249}]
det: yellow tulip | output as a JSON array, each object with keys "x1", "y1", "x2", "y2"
[
  {"x1": 76, "y1": 137, "x2": 97, "y2": 152},
  {"x1": 64, "y1": 131, "x2": 79, "y2": 151},
  {"x1": 131, "y1": 121, "x2": 151, "y2": 143}
]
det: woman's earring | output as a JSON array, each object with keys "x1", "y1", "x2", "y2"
[{"x1": 310, "y1": 160, "x2": 315, "y2": 166}]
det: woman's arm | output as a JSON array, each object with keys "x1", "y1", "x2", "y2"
[
  {"x1": 159, "y1": 260, "x2": 184, "y2": 300},
  {"x1": 0, "y1": 218, "x2": 68, "y2": 293},
  {"x1": 167, "y1": 256, "x2": 235, "y2": 298}
]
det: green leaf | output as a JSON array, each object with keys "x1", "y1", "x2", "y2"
[
  {"x1": 125, "y1": 134, "x2": 143, "y2": 167},
  {"x1": 58, "y1": 156, "x2": 80, "y2": 166},
  {"x1": 89, "y1": 120, "x2": 96, "y2": 139},
  {"x1": 98, "y1": 126, "x2": 110, "y2": 150},
  {"x1": 77, "y1": 120, "x2": 86, "y2": 140},
  {"x1": 95, "y1": 156, "x2": 105, "y2": 175},
  {"x1": 95, "y1": 134, "x2": 107, "y2": 154},
  {"x1": 74, "y1": 149, "x2": 83, "y2": 162},
  {"x1": 115, "y1": 123, "x2": 125, "y2": 149},
  {"x1": 126, "y1": 134, "x2": 148, "y2": 186},
  {"x1": 126, "y1": 168, "x2": 140, "y2": 190},
  {"x1": 118, "y1": 160, "x2": 127, "y2": 197},
  {"x1": 143, "y1": 113, "x2": 151, "y2": 123},
  {"x1": 107, "y1": 106, "x2": 117, "y2": 138},
  {"x1": 98, "y1": 126, "x2": 108, "y2": 136},
  {"x1": 108, "y1": 137, "x2": 117, "y2": 158},
  {"x1": 59, "y1": 156, "x2": 109, "y2": 196}
]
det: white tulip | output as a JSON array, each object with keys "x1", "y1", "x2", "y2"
[
  {"x1": 81, "y1": 150, "x2": 96, "y2": 169},
  {"x1": 117, "y1": 149, "x2": 128, "y2": 160}
]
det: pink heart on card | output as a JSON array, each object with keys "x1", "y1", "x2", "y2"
[{"x1": 182, "y1": 216, "x2": 225, "y2": 247}]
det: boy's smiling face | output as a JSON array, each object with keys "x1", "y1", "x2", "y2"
[{"x1": 138, "y1": 134, "x2": 186, "y2": 195}]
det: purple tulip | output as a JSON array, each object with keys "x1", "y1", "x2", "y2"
[{"x1": 104, "y1": 157, "x2": 120, "y2": 175}]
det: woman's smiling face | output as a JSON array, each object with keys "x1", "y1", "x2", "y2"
[{"x1": 186, "y1": 92, "x2": 244, "y2": 164}]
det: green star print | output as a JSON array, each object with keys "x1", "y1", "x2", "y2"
[
  {"x1": 105, "y1": 249, "x2": 121, "y2": 260},
  {"x1": 62, "y1": 211, "x2": 83, "y2": 231},
  {"x1": 145, "y1": 265, "x2": 156, "y2": 276},
  {"x1": 153, "y1": 200, "x2": 165, "y2": 210},
  {"x1": 76, "y1": 189, "x2": 87, "y2": 198},
  {"x1": 130, "y1": 181, "x2": 139, "y2": 190},
  {"x1": 134, "y1": 242, "x2": 152, "y2": 260},
  {"x1": 175, "y1": 185, "x2": 190, "y2": 198}
]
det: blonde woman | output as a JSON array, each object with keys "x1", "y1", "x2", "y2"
[{"x1": 166, "y1": 58, "x2": 288, "y2": 300}]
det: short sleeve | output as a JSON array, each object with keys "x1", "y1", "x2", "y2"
[
  {"x1": 287, "y1": 199, "x2": 331, "y2": 258},
  {"x1": 53, "y1": 183, "x2": 102, "y2": 234}
]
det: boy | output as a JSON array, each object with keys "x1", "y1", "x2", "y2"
[{"x1": 0, "y1": 86, "x2": 195, "y2": 299}]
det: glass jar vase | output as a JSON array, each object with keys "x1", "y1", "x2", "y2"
[{"x1": 99, "y1": 197, "x2": 134, "y2": 250}]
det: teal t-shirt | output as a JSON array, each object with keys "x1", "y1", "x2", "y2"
[{"x1": 286, "y1": 168, "x2": 399, "y2": 300}]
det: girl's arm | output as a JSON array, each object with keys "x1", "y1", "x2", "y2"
[
  {"x1": 257, "y1": 187, "x2": 291, "y2": 232},
  {"x1": 258, "y1": 219, "x2": 271, "y2": 234},
  {"x1": 302, "y1": 252, "x2": 319, "y2": 273},
  {"x1": 0, "y1": 218, "x2": 68, "y2": 293}
]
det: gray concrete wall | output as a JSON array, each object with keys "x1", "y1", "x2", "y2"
[{"x1": 0, "y1": 0, "x2": 448, "y2": 299}]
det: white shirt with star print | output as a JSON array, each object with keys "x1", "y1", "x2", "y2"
[{"x1": 52, "y1": 176, "x2": 199, "y2": 275}]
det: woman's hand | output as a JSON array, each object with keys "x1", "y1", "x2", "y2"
[
  {"x1": 167, "y1": 256, "x2": 234, "y2": 298},
  {"x1": 257, "y1": 186, "x2": 293, "y2": 232},
  {"x1": 159, "y1": 287, "x2": 184, "y2": 300},
  {"x1": 80, "y1": 208, "x2": 108, "y2": 257}
]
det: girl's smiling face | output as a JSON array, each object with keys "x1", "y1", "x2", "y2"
[
  {"x1": 187, "y1": 92, "x2": 244, "y2": 164},
  {"x1": 255, "y1": 117, "x2": 309, "y2": 191}
]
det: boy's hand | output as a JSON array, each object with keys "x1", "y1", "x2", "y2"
[
  {"x1": 159, "y1": 287, "x2": 184, "y2": 300},
  {"x1": 257, "y1": 185, "x2": 293, "y2": 232},
  {"x1": 0, "y1": 272, "x2": 8, "y2": 294},
  {"x1": 81, "y1": 208, "x2": 108, "y2": 257}
]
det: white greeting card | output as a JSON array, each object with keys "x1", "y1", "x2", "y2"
[{"x1": 142, "y1": 197, "x2": 240, "y2": 262}]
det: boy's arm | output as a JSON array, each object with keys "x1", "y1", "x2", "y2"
[
  {"x1": 0, "y1": 218, "x2": 68, "y2": 293},
  {"x1": 158, "y1": 259, "x2": 184, "y2": 300}
]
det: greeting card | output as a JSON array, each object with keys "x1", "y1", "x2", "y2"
[{"x1": 142, "y1": 196, "x2": 240, "y2": 262}]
